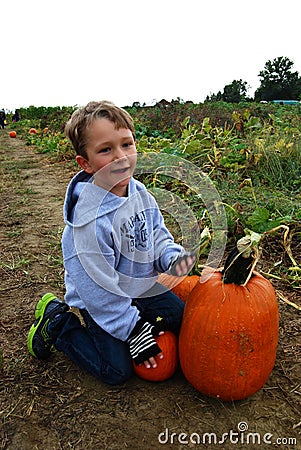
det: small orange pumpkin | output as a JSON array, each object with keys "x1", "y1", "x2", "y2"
[
  {"x1": 179, "y1": 259, "x2": 279, "y2": 401},
  {"x1": 133, "y1": 331, "x2": 178, "y2": 382},
  {"x1": 29, "y1": 128, "x2": 38, "y2": 134},
  {"x1": 9, "y1": 131, "x2": 17, "y2": 138},
  {"x1": 158, "y1": 274, "x2": 199, "y2": 302}
]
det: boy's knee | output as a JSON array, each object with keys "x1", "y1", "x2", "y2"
[{"x1": 102, "y1": 364, "x2": 133, "y2": 385}]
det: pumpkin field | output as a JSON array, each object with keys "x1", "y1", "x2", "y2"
[{"x1": 1, "y1": 101, "x2": 300, "y2": 449}]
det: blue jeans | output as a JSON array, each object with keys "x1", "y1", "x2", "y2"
[{"x1": 48, "y1": 285, "x2": 184, "y2": 385}]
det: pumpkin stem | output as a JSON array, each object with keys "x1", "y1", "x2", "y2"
[{"x1": 222, "y1": 231, "x2": 261, "y2": 285}]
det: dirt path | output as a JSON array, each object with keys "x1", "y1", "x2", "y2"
[{"x1": 0, "y1": 131, "x2": 300, "y2": 450}]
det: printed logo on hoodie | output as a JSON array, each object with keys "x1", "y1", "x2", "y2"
[{"x1": 120, "y1": 210, "x2": 149, "y2": 253}]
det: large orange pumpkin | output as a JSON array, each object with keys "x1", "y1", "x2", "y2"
[
  {"x1": 158, "y1": 274, "x2": 199, "y2": 302},
  {"x1": 179, "y1": 252, "x2": 279, "y2": 401},
  {"x1": 133, "y1": 331, "x2": 178, "y2": 382},
  {"x1": 9, "y1": 131, "x2": 17, "y2": 138}
]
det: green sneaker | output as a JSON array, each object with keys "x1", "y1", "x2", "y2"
[{"x1": 27, "y1": 293, "x2": 69, "y2": 360}]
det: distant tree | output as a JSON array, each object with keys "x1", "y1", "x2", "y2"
[
  {"x1": 205, "y1": 91, "x2": 222, "y2": 102},
  {"x1": 205, "y1": 80, "x2": 249, "y2": 103},
  {"x1": 255, "y1": 56, "x2": 301, "y2": 101},
  {"x1": 222, "y1": 79, "x2": 249, "y2": 103}
]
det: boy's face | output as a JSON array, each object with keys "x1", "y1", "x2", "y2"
[{"x1": 76, "y1": 118, "x2": 137, "y2": 197}]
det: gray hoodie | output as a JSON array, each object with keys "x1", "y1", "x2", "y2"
[{"x1": 61, "y1": 170, "x2": 184, "y2": 341}]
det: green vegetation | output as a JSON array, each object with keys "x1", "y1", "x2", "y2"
[{"x1": 8, "y1": 101, "x2": 301, "y2": 212}]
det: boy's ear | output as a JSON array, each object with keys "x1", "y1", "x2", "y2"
[{"x1": 75, "y1": 155, "x2": 93, "y2": 173}]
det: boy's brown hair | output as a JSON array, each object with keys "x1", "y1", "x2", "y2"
[{"x1": 65, "y1": 100, "x2": 136, "y2": 159}]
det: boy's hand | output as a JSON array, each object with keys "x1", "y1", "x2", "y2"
[
  {"x1": 142, "y1": 331, "x2": 165, "y2": 368},
  {"x1": 168, "y1": 251, "x2": 196, "y2": 276},
  {"x1": 127, "y1": 320, "x2": 162, "y2": 366}
]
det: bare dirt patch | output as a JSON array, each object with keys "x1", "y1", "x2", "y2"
[{"x1": 0, "y1": 131, "x2": 300, "y2": 450}]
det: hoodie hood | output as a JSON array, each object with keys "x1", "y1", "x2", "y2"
[{"x1": 63, "y1": 170, "x2": 140, "y2": 228}]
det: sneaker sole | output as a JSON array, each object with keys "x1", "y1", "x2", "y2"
[
  {"x1": 34, "y1": 293, "x2": 57, "y2": 319},
  {"x1": 27, "y1": 293, "x2": 57, "y2": 358}
]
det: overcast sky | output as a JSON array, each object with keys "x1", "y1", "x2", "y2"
[{"x1": 2, "y1": 0, "x2": 300, "y2": 111}]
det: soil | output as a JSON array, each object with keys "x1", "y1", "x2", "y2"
[{"x1": 0, "y1": 131, "x2": 300, "y2": 450}]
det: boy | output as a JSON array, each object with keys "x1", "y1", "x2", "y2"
[{"x1": 27, "y1": 101, "x2": 195, "y2": 385}]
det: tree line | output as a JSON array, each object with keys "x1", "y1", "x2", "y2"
[{"x1": 205, "y1": 56, "x2": 301, "y2": 103}]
